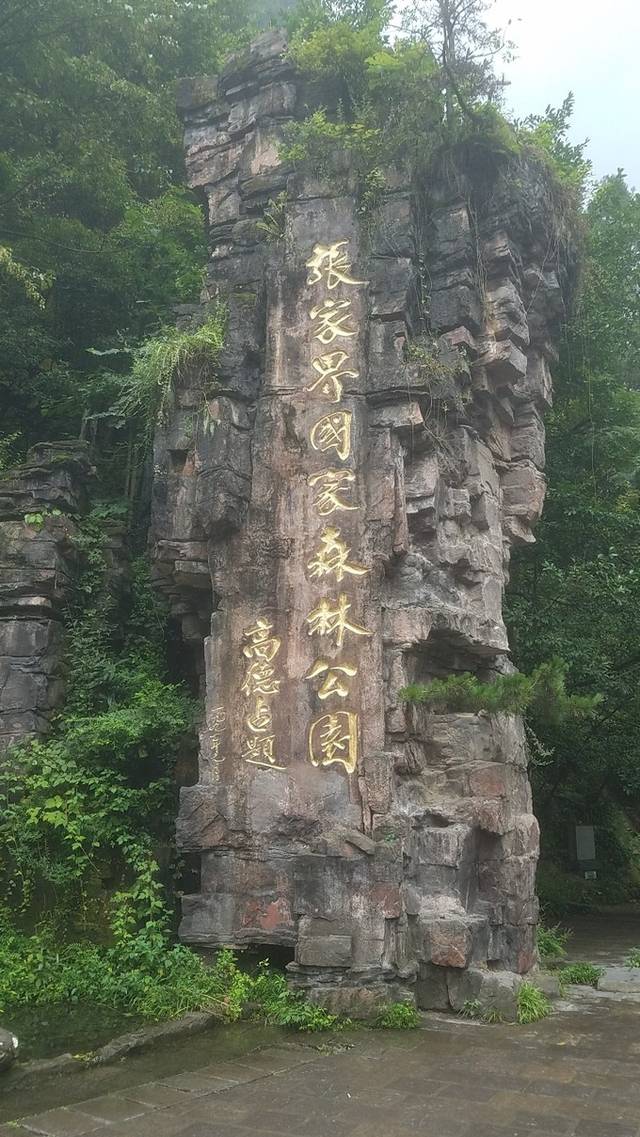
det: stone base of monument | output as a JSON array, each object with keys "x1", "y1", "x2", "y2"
[
  {"x1": 419, "y1": 964, "x2": 523, "y2": 1022},
  {"x1": 288, "y1": 962, "x2": 526, "y2": 1023},
  {"x1": 287, "y1": 964, "x2": 416, "y2": 1019}
]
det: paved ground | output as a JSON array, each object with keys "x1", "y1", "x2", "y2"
[
  {"x1": 3, "y1": 988, "x2": 640, "y2": 1137},
  {"x1": 566, "y1": 910, "x2": 640, "y2": 968}
]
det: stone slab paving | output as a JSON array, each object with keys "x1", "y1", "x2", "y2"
[
  {"x1": 3, "y1": 994, "x2": 639, "y2": 1137},
  {"x1": 599, "y1": 968, "x2": 640, "y2": 994},
  {"x1": 566, "y1": 912, "x2": 640, "y2": 968}
]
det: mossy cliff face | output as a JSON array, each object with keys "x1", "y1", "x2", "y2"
[
  {"x1": 0, "y1": 443, "x2": 93, "y2": 751},
  {"x1": 150, "y1": 31, "x2": 574, "y2": 1016}
]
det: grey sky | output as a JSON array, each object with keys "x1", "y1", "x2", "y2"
[{"x1": 491, "y1": 0, "x2": 640, "y2": 188}]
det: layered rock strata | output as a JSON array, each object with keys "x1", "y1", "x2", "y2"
[
  {"x1": 150, "y1": 31, "x2": 573, "y2": 1016},
  {"x1": 0, "y1": 442, "x2": 93, "y2": 752}
]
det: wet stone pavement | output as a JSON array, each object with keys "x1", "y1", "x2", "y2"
[{"x1": 2, "y1": 991, "x2": 639, "y2": 1137}]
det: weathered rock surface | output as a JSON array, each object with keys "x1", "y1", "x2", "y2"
[
  {"x1": 0, "y1": 442, "x2": 93, "y2": 752},
  {"x1": 151, "y1": 31, "x2": 574, "y2": 1013},
  {"x1": 0, "y1": 1027, "x2": 18, "y2": 1072}
]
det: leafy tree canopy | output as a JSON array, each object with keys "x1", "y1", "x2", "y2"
[
  {"x1": 506, "y1": 172, "x2": 640, "y2": 892},
  {"x1": 0, "y1": 0, "x2": 258, "y2": 457}
]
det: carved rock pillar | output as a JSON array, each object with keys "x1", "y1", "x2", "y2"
[{"x1": 152, "y1": 31, "x2": 574, "y2": 1016}]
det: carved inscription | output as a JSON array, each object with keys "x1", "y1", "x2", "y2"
[
  {"x1": 303, "y1": 239, "x2": 369, "y2": 772},
  {"x1": 240, "y1": 618, "x2": 284, "y2": 769},
  {"x1": 232, "y1": 239, "x2": 368, "y2": 775}
]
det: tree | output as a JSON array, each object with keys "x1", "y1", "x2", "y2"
[
  {"x1": 506, "y1": 172, "x2": 640, "y2": 895},
  {"x1": 0, "y1": 0, "x2": 257, "y2": 463},
  {"x1": 403, "y1": 0, "x2": 513, "y2": 119}
]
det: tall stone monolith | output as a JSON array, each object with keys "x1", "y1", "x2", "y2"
[{"x1": 150, "y1": 31, "x2": 574, "y2": 1016}]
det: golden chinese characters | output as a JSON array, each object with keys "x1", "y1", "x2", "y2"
[
  {"x1": 245, "y1": 695, "x2": 273, "y2": 734},
  {"x1": 309, "y1": 411, "x2": 352, "y2": 461},
  {"x1": 242, "y1": 618, "x2": 281, "y2": 662},
  {"x1": 308, "y1": 711, "x2": 359, "y2": 774},
  {"x1": 306, "y1": 592, "x2": 372, "y2": 650},
  {"x1": 310, "y1": 299, "x2": 357, "y2": 344},
  {"x1": 242, "y1": 735, "x2": 277, "y2": 768},
  {"x1": 306, "y1": 351, "x2": 359, "y2": 403},
  {"x1": 240, "y1": 617, "x2": 283, "y2": 769},
  {"x1": 302, "y1": 237, "x2": 370, "y2": 777},
  {"x1": 304, "y1": 659, "x2": 357, "y2": 700},
  {"x1": 307, "y1": 526, "x2": 368, "y2": 583},
  {"x1": 305, "y1": 242, "x2": 365, "y2": 290},
  {"x1": 241, "y1": 660, "x2": 281, "y2": 698},
  {"x1": 308, "y1": 469, "x2": 357, "y2": 516}
]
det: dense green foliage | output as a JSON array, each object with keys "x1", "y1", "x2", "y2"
[
  {"x1": 625, "y1": 948, "x2": 640, "y2": 968},
  {"x1": 506, "y1": 174, "x2": 640, "y2": 902},
  {"x1": 0, "y1": 513, "x2": 194, "y2": 935},
  {"x1": 279, "y1": 0, "x2": 584, "y2": 228},
  {"x1": 109, "y1": 310, "x2": 226, "y2": 427},
  {"x1": 0, "y1": 0, "x2": 257, "y2": 470},
  {"x1": 401, "y1": 660, "x2": 598, "y2": 720},
  {"x1": 0, "y1": 929, "x2": 340, "y2": 1029},
  {"x1": 374, "y1": 1002, "x2": 421, "y2": 1029},
  {"x1": 460, "y1": 999, "x2": 504, "y2": 1024}
]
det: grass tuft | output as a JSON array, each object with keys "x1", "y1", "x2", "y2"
[
  {"x1": 374, "y1": 1002, "x2": 420, "y2": 1030},
  {"x1": 557, "y1": 963, "x2": 603, "y2": 987},
  {"x1": 517, "y1": 982, "x2": 552, "y2": 1025},
  {"x1": 537, "y1": 921, "x2": 569, "y2": 961}
]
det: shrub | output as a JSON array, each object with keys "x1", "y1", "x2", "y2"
[
  {"x1": 0, "y1": 522, "x2": 195, "y2": 936},
  {"x1": 279, "y1": 109, "x2": 382, "y2": 186},
  {"x1": 516, "y1": 982, "x2": 552, "y2": 1025},
  {"x1": 557, "y1": 963, "x2": 603, "y2": 988},
  {"x1": 536, "y1": 864, "x2": 599, "y2": 917},
  {"x1": 0, "y1": 925, "x2": 340, "y2": 1032},
  {"x1": 625, "y1": 948, "x2": 640, "y2": 968},
  {"x1": 460, "y1": 998, "x2": 482, "y2": 1019},
  {"x1": 401, "y1": 659, "x2": 599, "y2": 721},
  {"x1": 109, "y1": 310, "x2": 226, "y2": 430},
  {"x1": 460, "y1": 998, "x2": 504, "y2": 1024},
  {"x1": 374, "y1": 1002, "x2": 420, "y2": 1029},
  {"x1": 248, "y1": 963, "x2": 341, "y2": 1032},
  {"x1": 537, "y1": 922, "x2": 569, "y2": 961}
]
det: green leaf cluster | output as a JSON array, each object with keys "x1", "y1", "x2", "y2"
[
  {"x1": 280, "y1": 0, "x2": 585, "y2": 217},
  {"x1": 557, "y1": 963, "x2": 603, "y2": 988},
  {"x1": 516, "y1": 982, "x2": 551, "y2": 1025},
  {"x1": 0, "y1": 927, "x2": 341, "y2": 1029},
  {"x1": 0, "y1": 0, "x2": 257, "y2": 463},
  {"x1": 247, "y1": 962, "x2": 341, "y2": 1031},
  {"x1": 536, "y1": 921, "x2": 569, "y2": 962},
  {"x1": 506, "y1": 173, "x2": 640, "y2": 896},
  {"x1": 0, "y1": 515, "x2": 195, "y2": 936},
  {"x1": 516, "y1": 95, "x2": 591, "y2": 202},
  {"x1": 107, "y1": 309, "x2": 226, "y2": 432},
  {"x1": 401, "y1": 659, "x2": 598, "y2": 722},
  {"x1": 374, "y1": 1001, "x2": 421, "y2": 1029},
  {"x1": 460, "y1": 999, "x2": 504, "y2": 1024}
]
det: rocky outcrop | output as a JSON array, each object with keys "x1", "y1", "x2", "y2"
[
  {"x1": 150, "y1": 32, "x2": 574, "y2": 1015},
  {"x1": 0, "y1": 1027, "x2": 18, "y2": 1072},
  {"x1": 0, "y1": 442, "x2": 93, "y2": 752}
]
